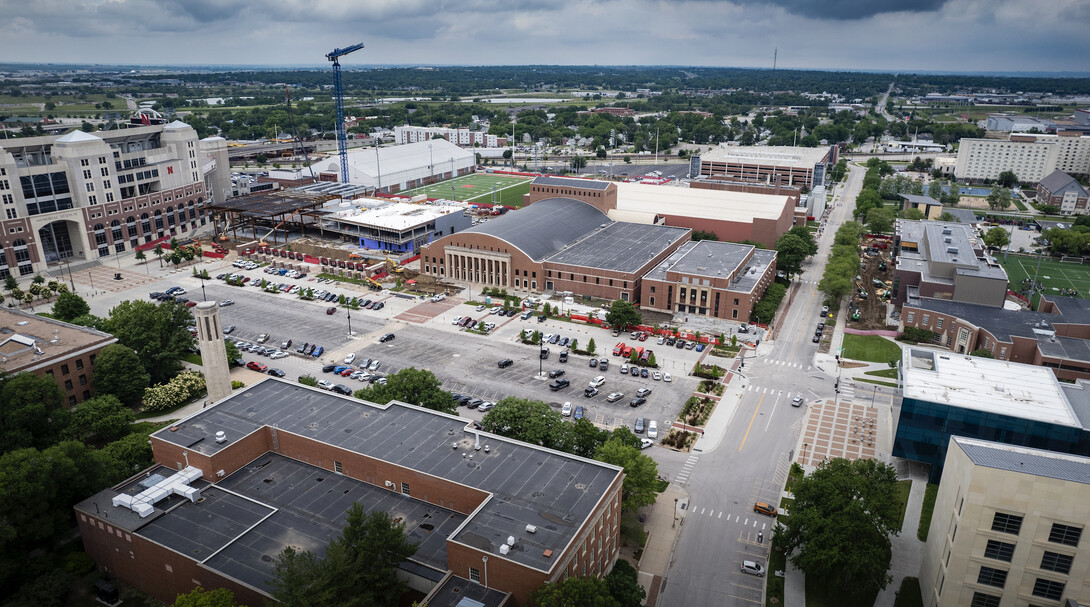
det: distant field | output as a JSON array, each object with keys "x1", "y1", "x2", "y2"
[
  {"x1": 404, "y1": 173, "x2": 532, "y2": 207},
  {"x1": 1000, "y1": 255, "x2": 1090, "y2": 304}
]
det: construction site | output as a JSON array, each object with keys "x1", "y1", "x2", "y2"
[{"x1": 844, "y1": 238, "x2": 896, "y2": 331}]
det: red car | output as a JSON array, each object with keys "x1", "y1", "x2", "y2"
[
  {"x1": 184, "y1": 301, "x2": 198, "y2": 308},
  {"x1": 339, "y1": 368, "x2": 354, "y2": 377},
  {"x1": 326, "y1": 307, "x2": 337, "y2": 315},
  {"x1": 246, "y1": 361, "x2": 268, "y2": 372}
]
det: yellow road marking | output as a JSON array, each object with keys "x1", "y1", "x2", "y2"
[{"x1": 738, "y1": 393, "x2": 765, "y2": 452}]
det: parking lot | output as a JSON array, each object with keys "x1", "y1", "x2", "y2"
[{"x1": 117, "y1": 258, "x2": 707, "y2": 437}]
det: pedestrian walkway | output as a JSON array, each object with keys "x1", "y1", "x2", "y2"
[
  {"x1": 874, "y1": 466, "x2": 929, "y2": 607},
  {"x1": 673, "y1": 452, "x2": 700, "y2": 485},
  {"x1": 638, "y1": 483, "x2": 689, "y2": 607}
]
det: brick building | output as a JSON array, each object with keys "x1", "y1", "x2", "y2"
[
  {"x1": 694, "y1": 145, "x2": 836, "y2": 191},
  {"x1": 0, "y1": 307, "x2": 117, "y2": 405},
  {"x1": 893, "y1": 220, "x2": 1008, "y2": 308},
  {"x1": 640, "y1": 240, "x2": 777, "y2": 322},
  {"x1": 1036, "y1": 170, "x2": 1089, "y2": 215},
  {"x1": 420, "y1": 196, "x2": 691, "y2": 303},
  {"x1": 76, "y1": 379, "x2": 624, "y2": 606},
  {"x1": 902, "y1": 295, "x2": 1090, "y2": 381},
  {"x1": 0, "y1": 122, "x2": 228, "y2": 277}
]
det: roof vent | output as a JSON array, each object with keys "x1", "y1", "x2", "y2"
[
  {"x1": 215, "y1": 431, "x2": 226, "y2": 444},
  {"x1": 942, "y1": 228, "x2": 952, "y2": 235},
  {"x1": 500, "y1": 544, "x2": 510, "y2": 555},
  {"x1": 944, "y1": 237, "x2": 951, "y2": 243},
  {"x1": 947, "y1": 247, "x2": 958, "y2": 254},
  {"x1": 525, "y1": 524, "x2": 538, "y2": 534}
]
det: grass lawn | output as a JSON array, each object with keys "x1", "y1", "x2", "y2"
[
  {"x1": 864, "y1": 368, "x2": 898, "y2": 379},
  {"x1": 403, "y1": 172, "x2": 533, "y2": 207},
  {"x1": 999, "y1": 254, "x2": 1090, "y2": 306},
  {"x1": 917, "y1": 483, "x2": 939, "y2": 541},
  {"x1": 1012, "y1": 198, "x2": 1028, "y2": 211},
  {"x1": 841, "y1": 334, "x2": 903, "y2": 364},
  {"x1": 892, "y1": 577, "x2": 924, "y2": 607},
  {"x1": 893, "y1": 479, "x2": 912, "y2": 531},
  {"x1": 182, "y1": 352, "x2": 202, "y2": 366},
  {"x1": 855, "y1": 377, "x2": 898, "y2": 388}
]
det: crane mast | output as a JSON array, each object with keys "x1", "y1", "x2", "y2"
[{"x1": 326, "y1": 42, "x2": 364, "y2": 184}]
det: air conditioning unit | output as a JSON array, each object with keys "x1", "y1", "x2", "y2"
[{"x1": 526, "y1": 524, "x2": 538, "y2": 534}]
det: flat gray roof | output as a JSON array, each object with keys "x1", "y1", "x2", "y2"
[
  {"x1": 533, "y1": 176, "x2": 612, "y2": 191},
  {"x1": 955, "y1": 436, "x2": 1090, "y2": 485},
  {"x1": 150, "y1": 379, "x2": 622, "y2": 575},
  {"x1": 546, "y1": 222, "x2": 690, "y2": 273},
  {"x1": 644, "y1": 240, "x2": 774, "y2": 293},
  {"x1": 901, "y1": 194, "x2": 942, "y2": 206},
  {"x1": 427, "y1": 574, "x2": 510, "y2": 607},
  {"x1": 464, "y1": 198, "x2": 609, "y2": 261}
]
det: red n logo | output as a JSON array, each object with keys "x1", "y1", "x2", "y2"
[{"x1": 167, "y1": 166, "x2": 174, "y2": 174}]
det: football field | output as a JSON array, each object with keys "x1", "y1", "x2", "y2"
[
  {"x1": 999, "y1": 255, "x2": 1090, "y2": 302},
  {"x1": 404, "y1": 173, "x2": 532, "y2": 207}
]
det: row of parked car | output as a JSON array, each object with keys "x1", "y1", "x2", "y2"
[
  {"x1": 321, "y1": 362, "x2": 386, "y2": 386},
  {"x1": 452, "y1": 316, "x2": 497, "y2": 332},
  {"x1": 451, "y1": 393, "x2": 496, "y2": 412}
]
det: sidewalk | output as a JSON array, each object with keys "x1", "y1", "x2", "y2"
[
  {"x1": 637, "y1": 483, "x2": 689, "y2": 607},
  {"x1": 874, "y1": 466, "x2": 928, "y2": 606}
]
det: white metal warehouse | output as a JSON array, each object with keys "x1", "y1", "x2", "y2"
[{"x1": 309, "y1": 138, "x2": 476, "y2": 193}]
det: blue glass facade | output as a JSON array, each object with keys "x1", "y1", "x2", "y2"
[{"x1": 892, "y1": 397, "x2": 1090, "y2": 482}]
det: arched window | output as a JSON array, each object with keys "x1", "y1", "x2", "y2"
[
  {"x1": 153, "y1": 210, "x2": 163, "y2": 231},
  {"x1": 165, "y1": 206, "x2": 176, "y2": 227},
  {"x1": 126, "y1": 216, "x2": 138, "y2": 238},
  {"x1": 110, "y1": 219, "x2": 123, "y2": 242}
]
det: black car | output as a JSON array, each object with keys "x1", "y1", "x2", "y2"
[
  {"x1": 457, "y1": 394, "x2": 472, "y2": 406},
  {"x1": 297, "y1": 342, "x2": 309, "y2": 353},
  {"x1": 332, "y1": 384, "x2": 353, "y2": 395},
  {"x1": 322, "y1": 364, "x2": 337, "y2": 373},
  {"x1": 559, "y1": 351, "x2": 568, "y2": 363},
  {"x1": 548, "y1": 369, "x2": 565, "y2": 378},
  {"x1": 549, "y1": 334, "x2": 560, "y2": 345},
  {"x1": 540, "y1": 348, "x2": 550, "y2": 359},
  {"x1": 549, "y1": 378, "x2": 570, "y2": 391},
  {"x1": 267, "y1": 368, "x2": 286, "y2": 378},
  {"x1": 498, "y1": 359, "x2": 513, "y2": 368},
  {"x1": 360, "y1": 299, "x2": 372, "y2": 308},
  {"x1": 149, "y1": 291, "x2": 164, "y2": 300},
  {"x1": 589, "y1": 358, "x2": 598, "y2": 368},
  {"x1": 373, "y1": 302, "x2": 384, "y2": 310},
  {"x1": 675, "y1": 340, "x2": 686, "y2": 349},
  {"x1": 538, "y1": 315, "x2": 547, "y2": 323},
  {"x1": 629, "y1": 397, "x2": 647, "y2": 408},
  {"x1": 379, "y1": 333, "x2": 395, "y2": 343},
  {"x1": 666, "y1": 337, "x2": 677, "y2": 346},
  {"x1": 559, "y1": 337, "x2": 570, "y2": 347},
  {"x1": 584, "y1": 387, "x2": 599, "y2": 397}
]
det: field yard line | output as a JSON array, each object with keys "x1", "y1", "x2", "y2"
[{"x1": 462, "y1": 179, "x2": 530, "y2": 202}]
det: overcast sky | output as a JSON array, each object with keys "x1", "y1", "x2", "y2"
[{"x1": 2, "y1": 0, "x2": 1088, "y2": 74}]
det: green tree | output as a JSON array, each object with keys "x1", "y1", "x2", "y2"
[
  {"x1": 481, "y1": 397, "x2": 571, "y2": 451},
  {"x1": 900, "y1": 208, "x2": 926, "y2": 220},
  {"x1": 271, "y1": 504, "x2": 418, "y2": 607},
  {"x1": 986, "y1": 185, "x2": 1012, "y2": 211},
  {"x1": 154, "y1": 244, "x2": 165, "y2": 268},
  {"x1": 570, "y1": 155, "x2": 587, "y2": 170},
  {"x1": 134, "y1": 249, "x2": 147, "y2": 266},
  {"x1": 534, "y1": 576, "x2": 620, "y2": 607},
  {"x1": 938, "y1": 212, "x2": 955, "y2": 222},
  {"x1": 173, "y1": 586, "x2": 242, "y2": 607},
  {"x1": 927, "y1": 179, "x2": 944, "y2": 201},
  {"x1": 970, "y1": 348, "x2": 995, "y2": 358},
  {"x1": 4, "y1": 275, "x2": 17, "y2": 295},
  {"x1": 629, "y1": 349, "x2": 639, "y2": 364},
  {"x1": 0, "y1": 372, "x2": 69, "y2": 454},
  {"x1": 353, "y1": 367, "x2": 455, "y2": 414},
  {"x1": 31, "y1": 274, "x2": 45, "y2": 285},
  {"x1": 92, "y1": 344, "x2": 150, "y2": 406},
  {"x1": 866, "y1": 207, "x2": 896, "y2": 234},
  {"x1": 70, "y1": 313, "x2": 105, "y2": 330},
  {"x1": 297, "y1": 374, "x2": 319, "y2": 387},
  {"x1": 605, "y1": 300, "x2": 641, "y2": 331},
  {"x1": 605, "y1": 559, "x2": 646, "y2": 607},
  {"x1": 100, "y1": 431, "x2": 154, "y2": 478},
  {"x1": 595, "y1": 437, "x2": 659, "y2": 511},
  {"x1": 777, "y1": 458, "x2": 901, "y2": 602},
  {"x1": 224, "y1": 340, "x2": 241, "y2": 364},
  {"x1": 997, "y1": 170, "x2": 1019, "y2": 188},
  {"x1": 774, "y1": 232, "x2": 813, "y2": 278},
  {"x1": 570, "y1": 418, "x2": 610, "y2": 458},
  {"x1": 983, "y1": 226, "x2": 1011, "y2": 250},
  {"x1": 65, "y1": 395, "x2": 134, "y2": 444},
  {"x1": 51, "y1": 291, "x2": 89, "y2": 323},
  {"x1": 103, "y1": 300, "x2": 193, "y2": 385},
  {"x1": 587, "y1": 337, "x2": 596, "y2": 354}
]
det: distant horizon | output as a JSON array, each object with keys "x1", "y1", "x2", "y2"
[{"x1": 4, "y1": 62, "x2": 1090, "y2": 81}]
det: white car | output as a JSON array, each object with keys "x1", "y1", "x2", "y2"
[
  {"x1": 256, "y1": 334, "x2": 270, "y2": 344},
  {"x1": 368, "y1": 360, "x2": 380, "y2": 371},
  {"x1": 543, "y1": 333, "x2": 554, "y2": 343},
  {"x1": 657, "y1": 336, "x2": 665, "y2": 345},
  {"x1": 317, "y1": 379, "x2": 335, "y2": 390},
  {"x1": 490, "y1": 306, "x2": 502, "y2": 314},
  {"x1": 589, "y1": 375, "x2": 606, "y2": 388},
  {"x1": 345, "y1": 353, "x2": 356, "y2": 364},
  {"x1": 452, "y1": 316, "x2": 465, "y2": 325},
  {"x1": 476, "y1": 305, "x2": 486, "y2": 312},
  {"x1": 620, "y1": 363, "x2": 630, "y2": 374},
  {"x1": 561, "y1": 402, "x2": 572, "y2": 417},
  {"x1": 606, "y1": 392, "x2": 624, "y2": 403},
  {"x1": 647, "y1": 420, "x2": 658, "y2": 438},
  {"x1": 652, "y1": 371, "x2": 662, "y2": 381},
  {"x1": 640, "y1": 438, "x2": 654, "y2": 450},
  {"x1": 663, "y1": 372, "x2": 672, "y2": 382},
  {"x1": 269, "y1": 351, "x2": 288, "y2": 359}
]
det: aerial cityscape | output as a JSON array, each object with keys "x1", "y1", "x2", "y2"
[{"x1": 2, "y1": 2, "x2": 1090, "y2": 607}]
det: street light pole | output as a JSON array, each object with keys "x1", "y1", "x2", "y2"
[
  {"x1": 482, "y1": 556, "x2": 488, "y2": 588},
  {"x1": 673, "y1": 497, "x2": 679, "y2": 528},
  {"x1": 347, "y1": 307, "x2": 353, "y2": 336}
]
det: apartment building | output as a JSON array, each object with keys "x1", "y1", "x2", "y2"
[
  {"x1": 955, "y1": 132, "x2": 1090, "y2": 182},
  {"x1": 1036, "y1": 170, "x2": 1089, "y2": 215},
  {"x1": 920, "y1": 436, "x2": 1090, "y2": 607},
  {"x1": 0, "y1": 122, "x2": 229, "y2": 277},
  {"x1": 394, "y1": 125, "x2": 507, "y2": 149}
]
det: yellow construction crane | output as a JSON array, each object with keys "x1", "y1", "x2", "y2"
[{"x1": 384, "y1": 255, "x2": 404, "y2": 273}]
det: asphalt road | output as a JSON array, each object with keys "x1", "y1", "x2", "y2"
[{"x1": 657, "y1": 166, "x2": 867, "y2": 606}]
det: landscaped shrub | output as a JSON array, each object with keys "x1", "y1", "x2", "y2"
[{"x1": 142, "y1": 371, "x2": 207, "y2": 412}]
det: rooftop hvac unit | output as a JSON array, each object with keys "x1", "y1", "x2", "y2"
[
  {"x1": 508, "y1": 535, "x2": 517, "y2": 546},
  {"x1": 215, "y1": 431, "x2": 227, "y2": 444},
  {"x1": 500, "y1": 544, "x2": 510, "y2": 555},
  {"x1": 946, "y1": 247, "x2": 958, "y2": 254},
  {"x1": 385, "y1": 480, "x2": 394, "y2": 488},
  {"x1": 526, "y1": 524, "x2": 538, "y2": 534}
]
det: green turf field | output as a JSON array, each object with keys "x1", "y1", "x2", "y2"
[
  {"x1": 404, "y1": 173, "x2": 532, "y2": 207},
  {"x1": 999, "y1": 255, "x2": 1090, "y2": 304}
]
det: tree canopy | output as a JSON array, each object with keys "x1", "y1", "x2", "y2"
[
  {"x1": 594, "y1": 436, "x2": 659, "y2": 511},
  {"x1": 51, "y1": 291, "x2": 90, "y2": 322},
  {"x1": 774, "y1": 228, "x2": 817, "y2": 278},
  {"x1": 93, "y1": 344, "x2": 151, "y2": 406},
  {"x1": 0, "y1": 371, "x2": 69, "y2": 454},
  {"x1": 605, "y1": 300, "x2": 641, "y2": 330},
  {"x1": 65, "y1": 395, "x2": 134, "y2": 445},
  {"x1": 983, "y1": 226, "x2": 1011, "y2": 250},
  {"x1": 534, "y1": 576, "x2": 620, "y2": 607},
  {"x1": 173, "y1": 587, "x2": 243, "y2": 607},
  {"x1": 103, "y1": 300, "x2": 193, "y2": 384},
  {"x1": 986, "y1": 185, "x2": 1012, "y2": 211},
  {"x1": 271, "y1": 504, "x2": 418, "y2": 607},
  {"x1": 865, "y1": 207, "x2": 896, "y2": 234},
  {"x1": 776, "y1": 458, "x2": 901, "y2": 602},
  {"x1": 352, "y1": 367, "x2": 454, "y2": 414},
  {"x1": 481, "y1": 397, "x2": 571, "y2": 451}
]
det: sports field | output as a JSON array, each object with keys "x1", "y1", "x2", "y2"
[
  {"x1": 404, "y1": 173, "x2": 532, "y2": 207},
  {"x1": 999, "y1": 255, "x2": 1090, "y2": 303}
]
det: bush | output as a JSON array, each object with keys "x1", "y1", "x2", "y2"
[
  {"x1": 231, "y1": 380, "x2": 246, "y2": 389},
  {"x1": 141, "y1": 371, "x2": 206, "y2": 412},
  {"x1": 298, "y1": 374, "x2": 318, "y2": 387},
  {"x1": 899, "y1": 327, "x2": 937, "y2": 344}
]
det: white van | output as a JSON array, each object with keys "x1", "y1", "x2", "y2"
[{"x1": 647, "y1": 420, "x2": 658, "y2": 438}]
